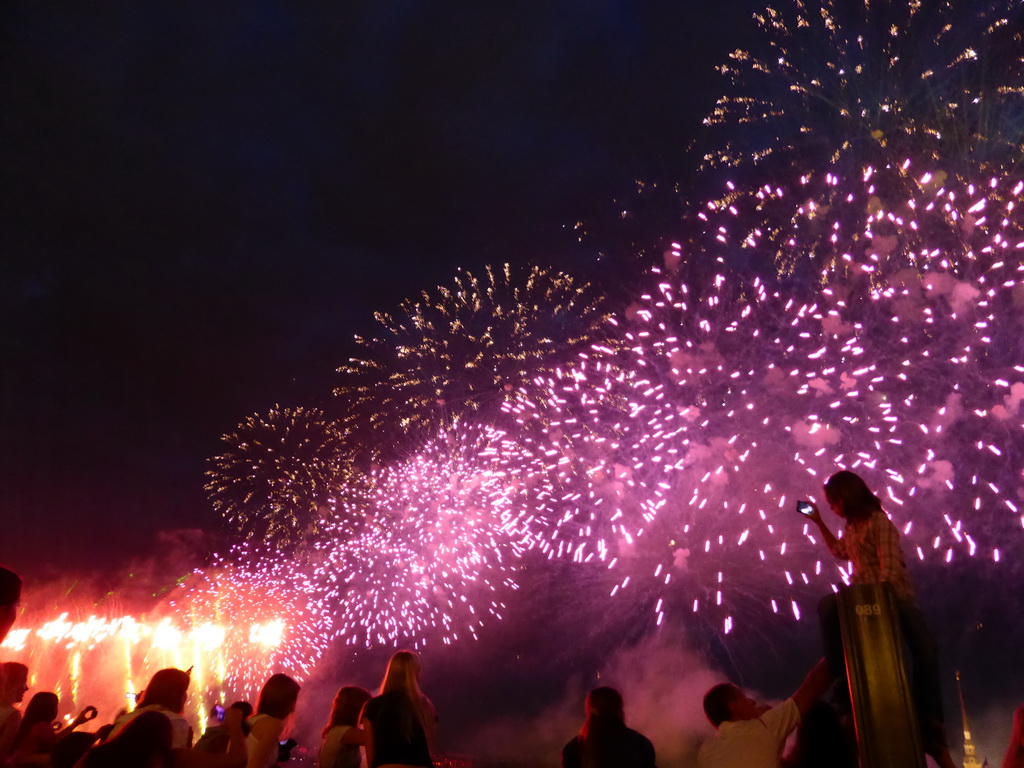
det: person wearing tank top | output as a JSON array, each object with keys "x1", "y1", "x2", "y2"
[{"x1": 247, "y1": 674, "x2": 301, "y2": 768}]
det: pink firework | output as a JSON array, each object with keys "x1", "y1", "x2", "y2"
[
  {"x1": 503, "y1": 169, "x2": 1024, "y2": 632},
  {"x1": 172, "y1": 550, "x2": 334, "y2": 695},
  {"x1": 306, "y1": 423, "x2": 543, "y2": 648}
]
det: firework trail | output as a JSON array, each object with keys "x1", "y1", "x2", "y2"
[
  {"x1": 206, "y1": 406, "x2": 350, "y2": 548},
  {"x1": 0, "y1": 560, "x2": 332, "y2": 729},
  {"x1": 336, "y1": 264, "x2": 609, "y2": 455}
]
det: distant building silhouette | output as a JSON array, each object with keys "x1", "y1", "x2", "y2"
[{"x1": 956, "y1": 671, "x2": 984, "y2": 768}]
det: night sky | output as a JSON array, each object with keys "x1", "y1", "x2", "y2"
[
  {"x1": 2, "y1": 1, "x2": 770, "y2": 574},
  {"x1": 3, "y1": 2, "x2": 1022, "y2": 760}
]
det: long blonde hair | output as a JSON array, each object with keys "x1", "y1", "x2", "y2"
[{"x1": 379, "y1": 650, "x2": 434, "y2": 746}]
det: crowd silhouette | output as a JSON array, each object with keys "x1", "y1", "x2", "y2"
[
  {"x1": 0, "y1": 649, "x2": 432, "y2": 768},
  {"x1": 0, "y1": 470, "x2": 1020, "y2": 768}
]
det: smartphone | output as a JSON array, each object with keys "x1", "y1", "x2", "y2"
[
  {"x1": 796, "y1": 500, "x2": 815, "y2": 516},
  {"x1": 214, "y1": 705, "x2": 226, "y2": 723}
]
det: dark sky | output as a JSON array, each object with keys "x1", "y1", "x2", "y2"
[
  {"x1": 1, "y1": 1, "x2": 766, "y2": 573},
  {"x1": 3, "y1": 5, "x2": 1021, "y2": 757}
]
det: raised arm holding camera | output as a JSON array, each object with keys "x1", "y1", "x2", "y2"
[{"x1": 807, "y1": 470, "x2": 955, "y2": 768}]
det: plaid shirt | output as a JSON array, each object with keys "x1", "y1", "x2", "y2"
[{"x1": 829, "y1": 508, "x2": 915, "y2": 601}]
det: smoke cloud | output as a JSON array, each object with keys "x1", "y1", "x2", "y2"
[{"x1": 455, "y1": 634, "x2": 727, "y2": 767}]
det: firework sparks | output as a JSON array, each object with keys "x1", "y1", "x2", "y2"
[
  {"x1": 174, "y1": 552, "x2": 333, "y2": 691},
  {"x1": 704, "y1": 0, "x2": 1023, "y2": 174},
  {"x1": 306, "y1": 423, "x2": 541, "y2": 648},
  {"x1": 336, "y1": 264, "x2": 609, "y2": 453},
  {"x1": 205, "y1": 406, "x2": 350, "y2": 547},
  {"x1": 700, "y1": 0, "x2": 1024, "y2": 271},
  {"x1": 0, "y1": 580, "x2": 327, "y2": 732},
  {"x1": 191, "y1": 170, "x2": 1024, "y2": 646},
  {"x1": 503, "y1": 171, "x2": 1024, "y2": 630}
]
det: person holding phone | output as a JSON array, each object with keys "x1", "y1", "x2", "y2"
[
  {"x1": 802, "y1": 470, "x2": 955, "y2": 768},
  {"x1": 10, "y1": 693, "x2": 96, "y2": 766},
  {"x1": 194, "y1": 703, "x2": 252, "y2": 755}
]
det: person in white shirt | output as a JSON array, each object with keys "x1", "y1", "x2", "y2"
[
  {"x1": 697, "y1": 659, "x2": 830, "y2": 768},
  {"x1": 107, "y1": 668, "x2": 194, "y2": 749}
]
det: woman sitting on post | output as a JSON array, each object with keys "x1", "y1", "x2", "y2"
[{"x1": 805, "y1": 469, "x2": 955, "y2": 768}]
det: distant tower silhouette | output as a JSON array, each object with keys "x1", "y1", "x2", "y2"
[{"x1": 956, "y1": 671, "x2": 984, "y2": 768}]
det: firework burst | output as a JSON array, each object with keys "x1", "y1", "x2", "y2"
[
  {"x1": 305, "y1": 423, "x2": 541, "y2": 648},
  {"x1": 173, "y1": 550, "x2": 333, "y2": 693},
  {"x1": 705, "y1": 0, "x2": 1023, "y2": 175},
  {"x1": 504, "y1": 270, "x2": 856, "y2": 630},
  {"x1": 504, "y1": 171, "x2": 1024, "y2": 633},
  {"x1": 336, "y1": 264, "x2": 609, "y2": 454},
  {"x1": 700, "y1": 0, "x2": 1024, "y2": 271},
  {"x1": 205, "y1": 406, "x2": 349, "y2": 547}
]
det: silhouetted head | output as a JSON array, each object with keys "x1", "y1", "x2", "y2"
[
  {"x1": 585, "y1": 687, "x2": 624, "y2": 722},
  {"x1": 824, "y1": 470, "x2": 882, "y2": 521},
  {"x1": 703, "y1": 682, "x2": 765, "y2": 727},
  {"x1": 24, "y1": 690, "x2": 58, "y2": 722},
  {"x1": 786, "y1": 701, "x2": 855, "y2": 768},
  {"x1": 139, "y1": 668, "x2": 191, "y2": 714},
  {"x1": 0, "y1": 566, "x2": 21, "y2": 607},
  {"x1": 378, "y1": 651, "x2": 434, "y2": 745},
  {"x1": 324, "y1": 685, "x2": 371, "y2": 737},
  {"x1": 1, "y1": 662, "x2": 29, "y2": 706},
  {"x1": 0, "y1": 567, "x2": 22, "y2": 644},
  {"x1": 256, "y1": 674, "x2": 300, "y2": 720},
  {"x1": 380, "y1": 650, "x2": 423, "y2": 697},
  {"x1": 13, "y1": 692, "x2": 60, "y2": 751},
  {"x1": 50, "y1": 731, "x2": 99, "y2": 768},
  {"x1": 579, "y1": 686, "x2": 627, "y2": 745}
]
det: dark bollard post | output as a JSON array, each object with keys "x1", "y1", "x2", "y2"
[{"x1": 837, "y1": 583, "x2": 926, "y2": 768}]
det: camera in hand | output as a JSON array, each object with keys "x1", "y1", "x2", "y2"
[{"x1": 278, "y1": 738, "x2": 298, "y2": 763}]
